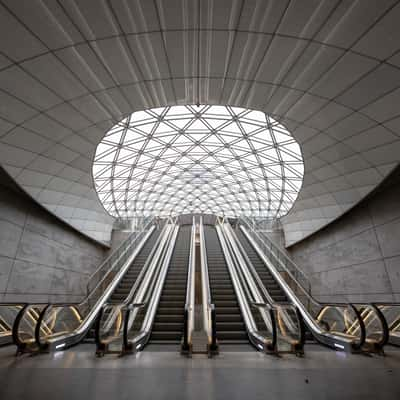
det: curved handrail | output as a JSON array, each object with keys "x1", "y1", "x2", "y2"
[
  {"x1": 29, "y1": 222, "x2": 156, "y2": 353},
  {"x1": 375, "y1": 303, "x2": 400, "y2": 346},
  {"x1": 0, "y1": 303, "x2": 26, "y2": 346},
  {"x1": 238, "y1": 223, "x2": 368, "y2": 352},
  {"x1": 122, "y1": 224, "x2": 179, "y2": 353},
  {"x1": 95, "y1": 223, "x2": 172, "y2": 355},
  {"x1": 351, "y1": 303, "x2": 388, "y2": 352},
  {"x1": 225, "y1": 222, "x2": 304, "y2": 354},
  {"x1": 199, "y1": 216, "x2": 218, "y2": 355},
  {"x1": 35, "y1": 304, "x2": 83, "y2": 351},
  {"x1": 240, "y1": 220, "x2": 390, "y2": 353},
  {"x1": 182, "y1": 217, "x2": 196, "y2": 354}
]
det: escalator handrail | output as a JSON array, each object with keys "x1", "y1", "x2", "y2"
[
  {"x1": 86, "y1": 216, "x2": 153, "y2": 295},
  {"x1": 12, "y1": 303, "x2": 29, "y2": 348},
  {"x1": 238, "y1": 222, "x2": 368, "y2": 311},
  {"x1": 372, "y1": 302, "x2": 400, "y2": 330},
  {"x1": 250, "y1": 301, "x2": 278, "y2": 351},
  {"x1": 34, "y1": 224, "x2": 156, "y2": 350},
  {"x1": 353, "y1": 303, "x2": 388, "y2": 348},
  {"x1": 240, "y1": 221, "x2": 389, "y2": 351},
  {"x1": 227, "y1": 223, "x2": 305, "y2": 349},
  {"x1": 104, "y1": 224, "x2": 167, "y2": 309},
  {"x1": 199, "y1": 217, "x2": 217, "y2": 350},
  {"x1": 83, "y1": 218, "x2": 155, "y2": 311},
  {"x1": 239, "y1": 224, "x2": 366, "y2": 351},
  {"x1": 96, "y1": 223, "x2": 174, "y2": 353},
  {"x1": 0, "y1": 303, "x2": 26, "y2": 334},
  {"x1": 215, "y1": 224, "x2": 276, "y2": 352},
  {"x1": 239, "y1": 221, "x2": 317, "y2": 309},
  {"x1": 182, "y1": 217, "x2": 196, "y2": 352},
  {"x1": 240, "y1": 216, "x2": 311, "y2": 294},
  {"x1": 122, "y1": 302, "x2": 146, "y2": 351},
  {"x1": 122, "y1": 224, "x2": 179, "y2": 351},
  {"x1": 227, "y1": 224, "x2": 279, "y2": 307},
  {"x1": 220, "y1": 223, "x2": 278, "y2": 350}
]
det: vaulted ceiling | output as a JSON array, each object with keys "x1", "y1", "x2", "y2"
[{"x1": 0, "y1": 0, "x2": 400, "y2": 245}]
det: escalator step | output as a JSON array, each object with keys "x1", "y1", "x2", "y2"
[
  {"x1": 217, "y1": 331, "x2": 248, "y2": 340},
  {"x1": 150, "y1": 332, "x2": 182, "y2": 341}
]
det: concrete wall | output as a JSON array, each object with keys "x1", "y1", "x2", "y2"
[
  {"x1": 0, "y1": 167, "x2": 106, "y2": 303},
  {"x1": 288, "y1": 165, "x2": 400, "y2": 303},
  {"x1": 105, "y1": 230, "x2": 131, "y2": 257}
]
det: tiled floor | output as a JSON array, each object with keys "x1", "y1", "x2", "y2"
[{"x1": 0, "y1": 344, "x2": 399, "y2": 399}]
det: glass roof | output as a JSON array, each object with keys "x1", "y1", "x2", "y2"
[{"x1": 93, "y1": 105, "x2": 304, "y2": 219}]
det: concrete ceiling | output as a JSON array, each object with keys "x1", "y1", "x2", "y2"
[{"x1": 0, "y1": 0, "x2": 400, "y2": 246}]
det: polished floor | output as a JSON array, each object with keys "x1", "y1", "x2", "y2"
[{"x1": 0, "y1": 344, "x2": 399, "y2": 400}]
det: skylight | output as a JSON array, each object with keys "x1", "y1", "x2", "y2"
[{"x1": 93, "y1": 105, "x2": 304, "y2": 219}]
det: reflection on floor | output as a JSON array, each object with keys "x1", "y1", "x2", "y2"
[{"x1": 0, "y1": 344, "x2": 399, "y2": 399}]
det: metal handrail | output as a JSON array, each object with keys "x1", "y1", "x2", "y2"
[
  {"x1": 215, "y1": 223, "x2": 276, "y2": 353},
  {"x1": 240, "y1": 216, "x2": 311, "y2": 296},
  {"x1": 227, "y1": 224, "x2": 279, "y2": 307},
  {"x1": 182, "y1": 217, "x2": 196, "y2": 354},
  {"x1": 13, "y1": 219, "x2": 153, "y2": 354},
  {"x1": 0, "y1": 304, "x2": 26, "y2": 335},
  {"x1": 84, "y1": 217, "x2": 154, "y2": 308},
  {"x1": 240, "y1": 224, "x2": 322, "y2": 312},
  {"x1": 375, "y1": 303, "x2": 400, "y2": 346},
  {"x1": 122, "y1": 223, "x2": 179, "y2": 353},
  {"x1": 224, "y1": 222, "x2": 305, "y2": 354},
  {"x1": 199, "y1": 216, "x2": 218, "y2": 354},
  {"x1": 87, "y1": 217, "x2": 152, "y2": 290},
  {"x1": 105, "y1": 223, "x2": 167, "y2": 309},
  {"x1": 95, "y1": 222, "x2": 174, "y2": 356},
  {"x1": 30, "y1": 222, "x2": 156, "y2": 353},
  {"x1": 238, "y1": 224, "x2": 368, "y2": 352}
]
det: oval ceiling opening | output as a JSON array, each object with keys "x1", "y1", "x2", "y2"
[{"x1": 93, "y1": 105, "x2": 304, "y2": 219}]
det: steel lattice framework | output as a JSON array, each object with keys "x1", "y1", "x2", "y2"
[{"x1": 93, "y1": 105, "x2": 304, "y2": 219}]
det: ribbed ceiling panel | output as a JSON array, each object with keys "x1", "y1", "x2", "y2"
[{"x1": 0, "y1": 0, "x2": 399, "y2": 245}]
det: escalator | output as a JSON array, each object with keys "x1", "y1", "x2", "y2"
[
  {"x1": 109, "y1": 230, "x2": 161, "y2": 303},
  {"x1": 91, "y1": 228, "x2": 162, "y2": 348},
  {"x1": 236, "y1": 219, "x2": 389, "y2": 353},
  {"x1": 235, "y1": 229, "x2": 287, "y2": 303},
  {"x1": 230, "y1": 225, "x2": 305, "y2": 353},
  {"x1": 204, "y1": 225, "x2": 248, "y2": 344},
  {"x1": 14, "y1": 221, "x2": 160, "y2": 353},
  {"x1": 149, "y1": 225, "x2": 191, "y2": 344}
]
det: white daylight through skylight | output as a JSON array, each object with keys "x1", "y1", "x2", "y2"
[{"x1": 93, "y1": 105, "x2": 304, "y2": 219}]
